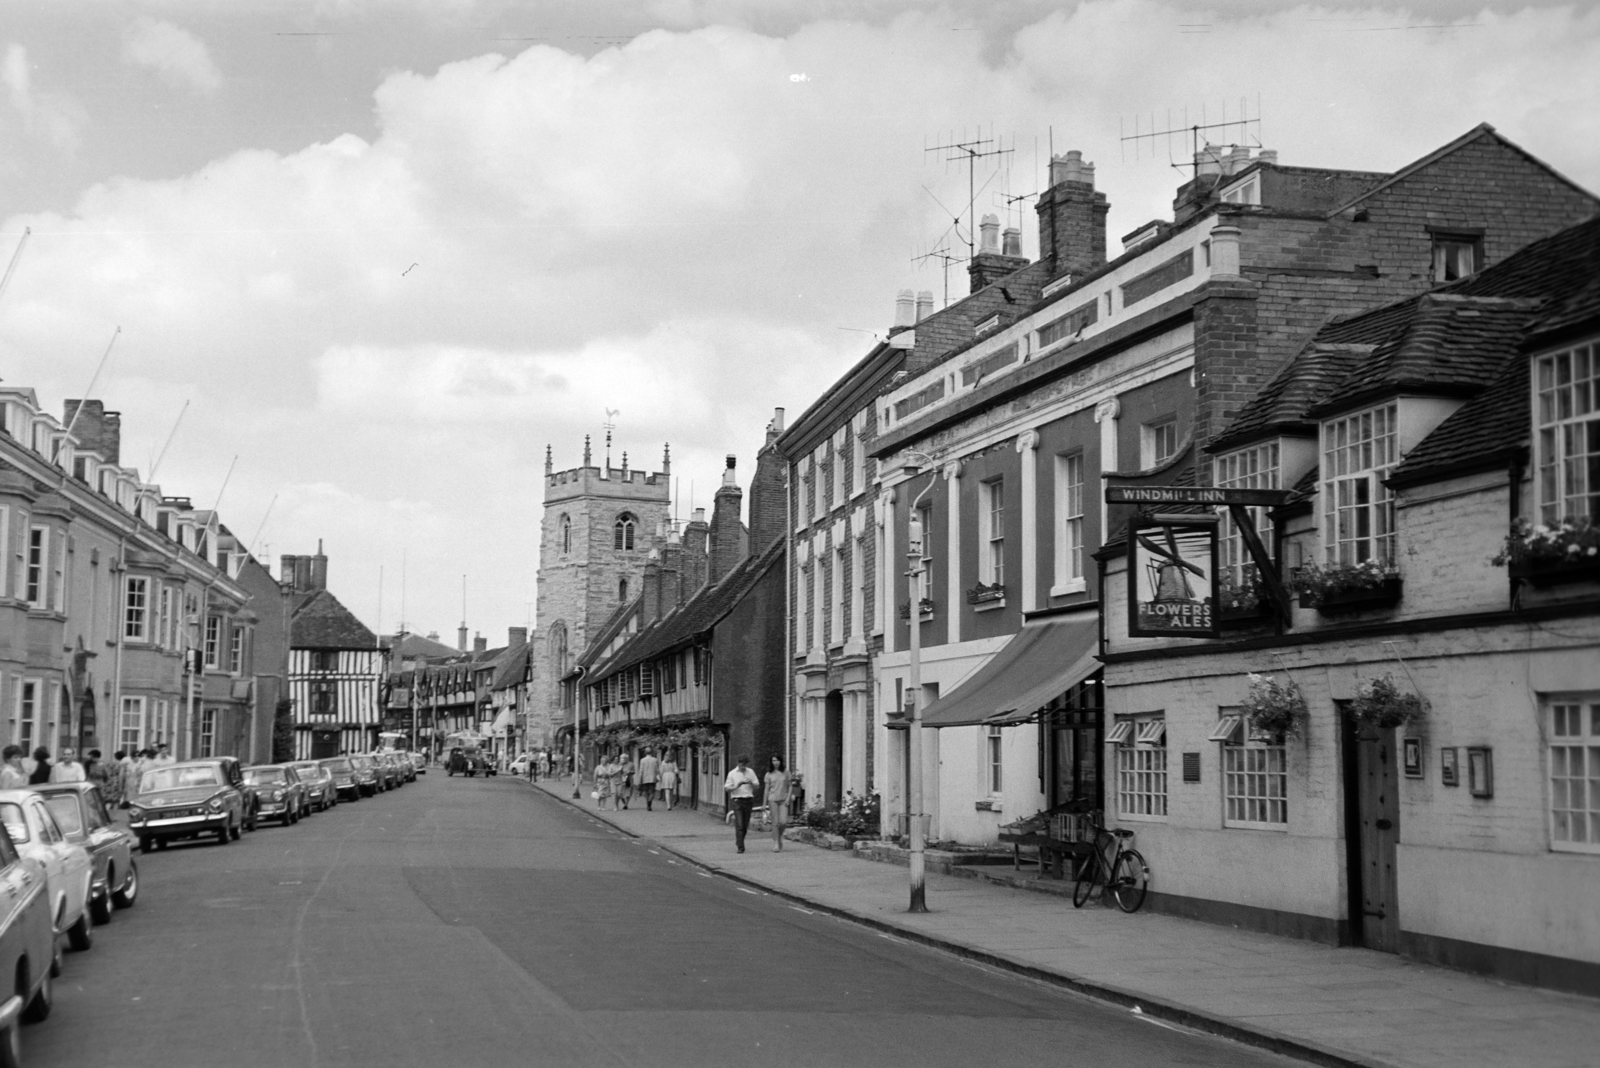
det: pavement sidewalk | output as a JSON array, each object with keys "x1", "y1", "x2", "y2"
[{"x1": 526, "y1": 775, "x2": 1596, "y2": 1068}]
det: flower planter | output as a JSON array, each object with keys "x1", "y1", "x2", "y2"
[
  {"x1": 966, "y1": 583, "x2": 1005, "y2": 607},
  {"x1": 899, "y1": 599, "x2": 936, "y2": 620},
  {"x1": 1309, "y1": 576, "x2": 1403, "y2": 615},
  {"x1": 1508, "y1": 557, "x2": 1600, "y2": 588},
  {"x1": 1218, "y1": 601, "x2": 1275, "y2": 629}
]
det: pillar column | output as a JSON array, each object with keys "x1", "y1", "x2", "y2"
[
  {"x1": 878, "y1": 490, "x2": 895, "y2": 654},
  {"x1": 943, "y1": 460, "x2": 962, "y2": 644},
  {"x1": 1016, "y1": 429, "x2": 1040, "y2": 613},
  {"x1": 1095, "y1": 398, "x2": 1120, "y2": 550}
]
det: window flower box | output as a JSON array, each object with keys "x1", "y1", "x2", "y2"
[
  {"x1": 966, "y1": 582, "x2": 1005, "y2": 607},
  {"x1": 1289, "y1": 560, "x2": 1402, "y2": 614},
  {"x1": 1218, "y1": 569, "x2": 1275, "y2": 627},
  {"x1": 1494, "y1": 517, "x2": 1600, "y2": 587},
  {"x1": 898, "y1": 598, "x2": 936, "y2": 621}
]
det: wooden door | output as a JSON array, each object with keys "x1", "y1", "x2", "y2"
[
  {"x1": 824, "y1": 691, "x2": 843, "y2": 807},
  {"x1": 1354, "y1": 725, "x2": 1400, "y2": 951}
]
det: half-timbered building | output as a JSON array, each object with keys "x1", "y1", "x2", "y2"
[{"x1": 283, "y1": 546, "x2": 384, "y2": 758}]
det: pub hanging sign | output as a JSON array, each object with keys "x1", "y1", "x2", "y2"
[{"x1": 1128, "y1": 516, "x2": 1220, "y2": 638}]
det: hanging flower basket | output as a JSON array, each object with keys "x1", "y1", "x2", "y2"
[
  {"x1": 1241, "y1": 672, "x2": 1307, "y2": 738},
  {"x1": 1349, "y1": 674, "x2": 1426, "y2": 730}
]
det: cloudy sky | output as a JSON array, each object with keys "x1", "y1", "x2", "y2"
[{"x1": 2, "y1": 0, "x2": 1597, "y2": 646}]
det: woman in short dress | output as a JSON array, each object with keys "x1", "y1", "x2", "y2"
[
  {"x1": 659, "y1": 751, "x2": 680, "y2": 810},
  {"x1": 763, "y1": 755, "x2": 792, "y2": 852},
  {"x1": 595, "y1": 755, "x2": 616, "y2": 810}
]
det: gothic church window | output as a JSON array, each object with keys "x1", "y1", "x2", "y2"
[
  {"x1": 614, "y1": 513, "x2": 636, "y2": 551},
  {"x1": 619, "y1": 577, "x2": 629, "y2": 602}
]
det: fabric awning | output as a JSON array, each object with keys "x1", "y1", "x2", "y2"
[{"x1": 906, "y1": 617, "x2": 1099, "y2": 729}]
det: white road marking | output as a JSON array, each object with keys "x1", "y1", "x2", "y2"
[
  {"x1": 877, "y1": 933, "x2": 908, "y2": 944},
  {"x1": 696, "y1": 872, "x2": 712, "y2": 878},
  {"x1": 737, "y1": 887, "x2": 761, "y2": 895},
  {"x1": 788, "y1": 906, "x2": 816, "y2": 915}
]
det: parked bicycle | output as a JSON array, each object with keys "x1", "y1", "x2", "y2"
[{"x1": 1072, "y1": 823, "x2": 1149, "y2": 913}]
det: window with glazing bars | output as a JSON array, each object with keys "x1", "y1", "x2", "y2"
[
  {"x1": 1216, "y1": 443, "x2": 1280, "y2": 583},
  {"x1": 1322, "y1": 404, "x2": 1398, "y2": 565},
  {"x1": 1536, "y1": 341, "x2": 1600, "y2": 525},
  {"x1": 1223, "y1": 743, "x2": 1287, "y2": 826}
]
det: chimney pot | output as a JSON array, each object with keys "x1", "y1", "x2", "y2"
[
  {"x1": 1257, "y1": 149, "x2": 1277, "y2": 166},
  {"x1": 894, "y1": 289, "x2": 916, "y2": 328},
  {"x1": 772, "y1": 407, "x2": 785, "y2": 433},
  {"x1": 473, "y1": 633, "x2": 487, "y2": 654},
  {"x1": 915, "y1": 290, "x2": 934, "y2": 321},
  {"x1": 979, "y1": 214, "x2": 1000, "y2": 253},
  {"x1": 1196, "y1": 144, "x2": 1223, "y2": 177},
  {"x1": 723, "y1": 454, "x2": 737, "y2": 487},
  {"x1": 1209, "y1": 225, "x2": 1242, "y2": 277},
  {"x1": 1002, "y1": 226, "x2": 1022, "y2": 257}
]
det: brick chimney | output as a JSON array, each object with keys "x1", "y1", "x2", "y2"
[
  {"x1": 1035, "y1": 150, "x2": 1109, "y2": 279},
  {"x1": 473, "y1": 633, "x2": 487, "y2": 653},
  {"x1": 309, "y1": 538, "x2": 328, "y2": 591},
  {"x1": 708, "y1": 455, "x2": 745, "y2": 583},
  {"x1": 508, "y1": 626, "x2": 528, "y2": 647},
  {"x1": 683, "y1": 508, "x2": 710, "y2": 593},
  {"x1": 660, "y1": 528, "x2": 684, "y2": 609},
  {"x1": 62, "y1": 400, "x2": 121, "y2": 465},
  {"x1": 968, "y1": 213, "x2": 1029, "y2": 294},
  {"x1": 894, "y1": 289, "x2": 915, "y2": 328},
  {"x1": 748, "y1": 414, "x2": 787, "y2": 552},
  {"x1": 642, "y1": 553, "x2": 663, "y2": 622}
]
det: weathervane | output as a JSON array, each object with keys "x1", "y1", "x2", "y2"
[{"x1": 603, "y1": 408, "x2": 619, "y2": 468}]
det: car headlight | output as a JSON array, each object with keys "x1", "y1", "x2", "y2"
[
  {"x1": 272, "y1": 789, "x2": 285, "y2": 801},
  {"x1": 208, "y1": 798, "x2": 225, "y2": 812},
  {"x1": 127, "y1": 806, "x2": 144, "y2": 820}
]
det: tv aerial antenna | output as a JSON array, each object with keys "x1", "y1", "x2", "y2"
[
  {"x1": 1121, "y1": 96, "x2": 1262, "y2": 178},
  {"x1": 913, "y1": 243, "x2": 963, "y2": 310},
  {"x1": 925, "y1": 128, "x2": 1014, "y2": 261}
]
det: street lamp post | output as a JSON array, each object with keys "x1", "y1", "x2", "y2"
[{"x1": 902, "y1": 452, "x2": 937, "y2": 914}]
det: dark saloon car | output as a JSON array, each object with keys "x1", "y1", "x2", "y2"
[
  {"x1": 34, "y1": 783, "x2": 138, "y2": 924},
  {"x1": 288, "y1": 762, "x2": 337, "y2": 812},
  {"x1": 318, "y1": 757, "x2": 361, "y2": 802},
  {"x1": 126, "y1": 758, "x2": 250, "y2": 852},
  {"x1": 242, "y1": 765, "x2": 308, "y2": 825},
  {"x1": 348, "y1": 755, "x2": 380, "y2": 796}
]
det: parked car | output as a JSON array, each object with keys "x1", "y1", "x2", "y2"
[
  {"x1": 0, "y1": 816, "x2": 61, "y2": 1061},
  {"x1": 33, "y1": 784, "x2": 138, "y2": 925},
  {"x1": 369, "y1": 753, "x2": 398, "y2": 791},
  {"x1": 382, "y1": 751, "x2": 415, "y2": 784},
  {"x1": 410, "y1": 751, "x2": 427, "y2": 775},
  {"x1": 319, "y1": 756, "x2": 361, "y2": 801},
  {"x1": 126, "y1": 758, "x2": 250, "y2": 852},
  {"x1": 348, "y1": 754, "x2": 380, "y2": 796},
  {"x1": 508, "y1": 754, "x2": 532, "y2": 776},
  {"x1": 0, "y1": 790, "x2": 95, "y2": 954},
  {"x1": 242, "y1": 765, "x2": 308, "y2": 825},
  {"x1": 288, "y1": 762, "x2": 337, "y2": 812}
]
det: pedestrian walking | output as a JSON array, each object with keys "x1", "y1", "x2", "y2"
[
  {"x1": 617, "y1": 754, "x2": 635, "y2": 810},
  {"x1": 723, "y1": 755, "x2": 760, "y2": 854},
  {"x1": 85, "y1": 749, "x2": 108, "y2": 789},
  {"x1": 0, "y1": 747, "x2": 26, "y2": 790},
  {"x1": 636, "y1": 748, "x2": 660, "y2": 811},
  {"x1": 763, "y1": 755, "x2": 792, "y2": 852},
  {"x1": 527, "y1": 751, "x2": 536, "y2": 783},
  {"x1": 595, "y1": 755, "x2": 616, "y2": 810},
  {"x1": 659, "y1": 750, "x2": 680, "y2": 810},
  {"x1": 28, "y1": 748, "x2": 53, "y2": 785},
  {"x1": 51, "y1": 748, "x2": 87, "y2": 783}
]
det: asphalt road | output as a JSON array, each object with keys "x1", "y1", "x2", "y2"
[{"x1": 26, "y1": 773, "x2": 1302, "y2": 1068}]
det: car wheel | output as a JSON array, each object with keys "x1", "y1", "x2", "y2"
[
  {"x1": 216, "y1": 826, "x2": 230, "y2": 845},
  {"x1": 90, "y1": 888, "x2": 113, "y2": 926},
  {"x1": 230, "y1": 817, "x2": 242, "y2": 841},
  {"x1": 67, "y1": 908, "x2": 92, "y2": 952},
  {"x1": 21, "y1": 964, "x2": 52, "y2": 1024},
  {"x1": 113, "y1": 861, "x2": 138, "y2": 909},
  {"x1": 138, "y1": 836, "x2": 153, "y2": 854},
  {"x1": 155, "y1": 838, "x2": 168, "y2": 851}
]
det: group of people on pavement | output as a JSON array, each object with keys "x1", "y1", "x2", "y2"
[
  {"x1": 0, "y1": 742, "x2": 178, "y2": 804},
  {"x1": 580, "y1": 747, "x2": 794, "y2": 855},
  {"x1": 592, "y1": 748, "x2": 682, "y2": 812}
]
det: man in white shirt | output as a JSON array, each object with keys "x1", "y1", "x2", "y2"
[
  {"x1": 723, "y1": 755, "x2": 761, "y2": 854},
  {"x1": 0, "y1": 747, "x2": 27, "y2": 790},
  {"x1": 50, "y1": 749, "x2": 87, "y2": 784},
  {"x1": 153, "y1": 743, "x2": 176, "y2": 766}
]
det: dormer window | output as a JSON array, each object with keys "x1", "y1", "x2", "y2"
[
  {"x1": 1323, "y1": 403, "x2": 1398, "y2": 565},
  {"x1": 1220, "y1": 176, "x2": 1259, "y2": 206},
  {"x1": 1535, "y1": 339, "x2": 1600, "y2": 525},
  {"x1": 1431, "y1": 230, "x2": 1482, "y2": 282}
]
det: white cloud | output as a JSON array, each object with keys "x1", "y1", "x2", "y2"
[
  {"x1": 2, "y1": 43, "x2": 85, "y2": 148},
  {"x1": 122, "y1": 18, "x2": 222, "y2": 94},
  {"x1": 3, "y1": 1, "x2": 1599, "y2": 637}
]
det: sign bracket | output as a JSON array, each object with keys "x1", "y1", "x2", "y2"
[{"x1": 1229, "y1": 504, "x2": 1292, "y2": 627}]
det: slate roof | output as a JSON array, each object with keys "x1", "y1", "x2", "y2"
[
  {"x1": 1307, "y1": 294, "x2": 1543, "y2": 416},
  {"x1": 1207, "y1": 341, "x2": 1375, "y2": 452},
  {"x1": 488, "y1": 642, "x2": 530, "y2": 691},
  {"x1": 587, "y1": 536, "x2": 785, "y2": 683},
  {"x1": 291, "y1": 589, "x2": 378, "y2": 649},
  {"x1": 382, "y1": 632, "x2": 461, "y2": 660}
]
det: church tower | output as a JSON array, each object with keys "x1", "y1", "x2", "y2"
[{"x1": 530, "y1": 437, "x2": 672, "y2": 743}]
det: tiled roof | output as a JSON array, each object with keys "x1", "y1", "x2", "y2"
[
  {"x1": 1389, "y1": 359, "x2": 1528, "y2": 486},
  {"x1": 1522, "y1": 275, "x2": 1600, "y2": 350},
  {"x1": 1207, "y1": 341, "x2": 1374, "y2": 452},
  {"x1": 588, "y1": 536, "x2": 785, "y2": 682},
  {"x1": 291, "y1": 590, "x2": 377, "y2": 649},
  {"x1": 489, "y1": 642, "x2": 530, "y2": 691}
]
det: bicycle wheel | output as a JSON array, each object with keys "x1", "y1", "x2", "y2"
[
  {"x1": 1111, "y1": 849, "x2": 1149, "y2": 913},
  {"x1": 1072, "y1": 852, "x2": 1099, "y2": 908}
]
